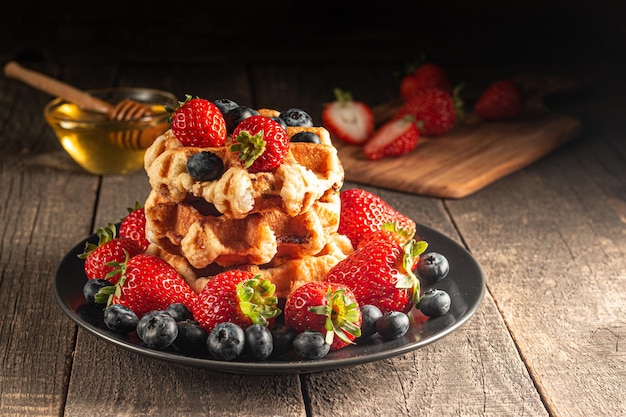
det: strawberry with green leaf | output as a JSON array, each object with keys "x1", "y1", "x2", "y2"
[
  {"x1": 338, "y1": 188, "x2": 416, "y2": 248},
  {"x1": 119, "y1": 201, "x2": 150, "y2": 251},
  {"x1": 167, "y1": 94, "x2": 227, "y2": 147},
  {"x1": 191, "y1": 270, "x2": 282, "y2": 333},
  {"x1": 393, "y1": 86, "x2": 463, "y2": 136},
  {"x1": 96, "y1": 253, "x2": 195, "y2": 318},
  {"x1": 284, "y1": 281, "x2": 362, "y2": 351},
  {"x1": 230, "y1": 115, "x2": 289, "y2": 172},
  {"x1": 79, "y1": 223, "x2": 143, "y2": 283},
  {"x1": 324, "y1": 238, "x2": 428, "y2": 314}
]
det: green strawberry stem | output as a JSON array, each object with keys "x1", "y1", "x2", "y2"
[
  {"x1": 93, "y1": 251, "x2": 130, "y2": 307},
  {"x1": 78, "y1": 223, "x2": 117, "y2": 259},
  {"x1": 230, "y1": 130, "x2": 266, "y2": 169},
  {"x1": 309, "y1": 287, "x2": 361, "y2": 346},
  {"x1": 236, "y1": 276, "x2": 281, "y2": 326},
  {"x1": 395, "y1": 239, "x2": 428, "y2": 305}
]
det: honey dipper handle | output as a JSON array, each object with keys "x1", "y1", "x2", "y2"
[{"x1": 4, "y1": 61, "x2": 113, "y2": 114}]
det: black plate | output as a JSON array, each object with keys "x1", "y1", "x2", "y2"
[{"x1": 54, "y1": 222, "x2": 485, "y2": 374}]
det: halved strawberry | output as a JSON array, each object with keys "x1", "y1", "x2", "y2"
[
  {"x1": 362, "y1": 116, "x2": 419, "y2": 160},
  {"x1": 321, "y1": 88, "x2": 374, "y2": 145}
]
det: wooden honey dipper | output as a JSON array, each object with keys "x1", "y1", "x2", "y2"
[{"x1": 3, "y1": 61, "x2": 164, "y2": 149}]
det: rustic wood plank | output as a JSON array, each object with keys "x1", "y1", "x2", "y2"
[
  {"x1": 0, "y1": 64, "x2": 101, "y2": 416},
  {"x1": 446, "y1": 76, "x2": 626, "y2": 416}
]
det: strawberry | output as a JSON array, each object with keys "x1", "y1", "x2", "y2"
[
  {"x1": 321, "y1": 88, "x2": 375, "y2": 145},
  {"x1": 338, "y1": 188, "x2": 416, "y2": 248},
  {"x1": 400, "y1": 63, "x2": 452, "y2": 101},
  {"x1": 167, "y1": 94, "x2": 227, "y2": 147},
  {"x1": 393, "y1": 87, "x2": 462, "y2": 136},
  {"x1": 96, "y1": 253, "x2": 195, "y2": 318},
  {"x1": 78, "y1": 223, "x2": 143, "y2": 283},
  {"x1": 357, "y1": 221, "x2": 415, "y2": 249},
  {"x1": 475, "y1": 80, "x2": 523, "y2": 121},
  {"x1": 191, "y1": 270, "x2": 281, "y2": 333},
  {"x1": 230, "y1": 115, "x2": 289, "y2": 172},
  {"x1": 362, "y1": 116, "x2": 419, "y2": 160},
  {"x1": 324, "y1": 238, "x2": 428, "y2": 314},
  {"x1": 284, "y1": 281, "x2": 361, "y2": 351},
  {"x1": 119, "y1": 201, "x2": 149, "y2": 251}
]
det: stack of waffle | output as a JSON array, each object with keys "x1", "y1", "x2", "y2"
[{"x1": 142, "y1": 110, "x2": 353, "y2": 298}]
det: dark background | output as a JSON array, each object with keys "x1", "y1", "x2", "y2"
[{"x1": 1, "y1": 0, "x2": 624, "y2": 70}]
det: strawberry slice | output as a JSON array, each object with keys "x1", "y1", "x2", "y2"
[
  {"x1": 362, "y1": 117, "x2": 419, "y2": 160},
  {"x1": 321, "y1": 88, "x2": 374, "y2": 145}
]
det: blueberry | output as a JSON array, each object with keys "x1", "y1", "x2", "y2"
[
  {"x1": 418, "y1": 289, "x2": 451, "y2": 318},
  {"x1": 271, "y1": 116, "x2": 288, "y2": 130},
  {"x1": 225, "y1": 106, "x2": 259, "y2": 133},
  {"x1": 292, "y1": 331, "x2": 330, "y2": 360},
  {"x1": 187, "y1": 151, "x2": 224, "y2": 182},
  {"x1": 83, "y1": 279, "x2": 110, "y2": 305},
  {"x1": 213, "y1": 98, "x2": 239, "y2": 117},
  {"x1": 290, "y1": 131, "x2": 321, "y2": 144},
  {"x1": 359, "y1": 304, "x2": 383, "y2": 340},
  {"x1": 172, "y1": 320, "x2": 208, "y2": 354},
  {"x1": 270, "y1": 325, "x2": 297, "y2": 356},
  {"x1": 376, "y1": 311, "x2": 410, "y2": 341},
  {"x1": 137, "y1": 310, "x2": 178, "y2": 349},
  {"x1": 103, "y1": 304, "x2": 139, "y2": 333},
  {"x1": 244, "y1": 324, "x2": 273, "y2": 360},
  {"x1": 416, "y1": 252, "x2": 450, "y2": 284},
  {"x1": 279, "y1": 108, "x2": 313, "y2": 127},
  {"x1": 207, "y1": 322, "x2": 245, "y2": 361},
  {"x1": 165, "y1": 303, "x2": 194, "y2": 322}
]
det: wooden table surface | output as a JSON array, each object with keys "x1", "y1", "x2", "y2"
[{"x1": 0, "y1": 5, "x2": 625, "y2": 415}]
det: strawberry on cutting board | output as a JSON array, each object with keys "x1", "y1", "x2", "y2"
[
  {"x1": 475, "y1": 80, "x2": 524, "y2": 121},
  {"x1": 393, "y1": 87, "x2": 462, "y2": 137},
  {"x1": 400, "y1": 62, "x2": 452, "y2": 101},
  {"x1": 362, "y1": 116, "x2": 420, "y2": 160},
  {"x1": 321, "y1": 88, "x2": 374, "y2": 145}
]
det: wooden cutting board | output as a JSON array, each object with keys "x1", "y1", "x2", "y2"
[{"x1": 334, "y1": 74, "x2": 582, "y2": 198}]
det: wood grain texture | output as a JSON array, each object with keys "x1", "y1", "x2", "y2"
[{"x1": 335, "y1": 75, "x2": 582, "y2": 198}]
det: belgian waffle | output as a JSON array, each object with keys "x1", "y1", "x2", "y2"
[{"x1": 143, "y1": 114, "x2": 352, "y2": 298}]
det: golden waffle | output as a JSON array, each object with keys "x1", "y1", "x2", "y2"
[
  {"x1": 148, "y1": 232, "x2": 354, "y2": 298},
  {"x1": 143, "y1": 116, "x2": 351, "y2": 297}
]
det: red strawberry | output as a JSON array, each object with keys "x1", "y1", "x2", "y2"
[
  {"x1": 321, "y1": 88, "x2": 375, "y2": 145},
  {"x1": 119, "y1": 201, "x2": 149, "y2": 251},
  {"x1": 475, "y1": 80, "x2": 523, "y2": 121},
  {"x1": 79, "y1": 223, "x2": 143, "y2": 283},
  {"x1": 324, "y1": 238, "x2": 428, "y2": 314},
  {"x1": 357, "y1": 221, "x2": 415, "y2": 249},
  {"x1": 362, "y1": 116, "x2": 419, "y2": 160},
  {"x1": 338, "y1": 188, "x2": 416, "y2": 248},
  {"x1": 168, "y1": 95, "x2": 227, "y2": 147},
  {"x1": 284, "y1": 281, "x2": 362, "y2": 351},
  {"x1": 401, "y1": 63, "x2": 452, "y2": 101},
  {"x1": 393, "y1": 87, "x2": 462, "y2": 136},
  {"x1": 191, "y1": 270, "x2": 281, "y2": 333},
  {"x1": 230, "y1": 115, "x2": 289, "y2": 172},
  {"x1": 98, "y1": 253, "x2": 195, "y2": 318}
]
